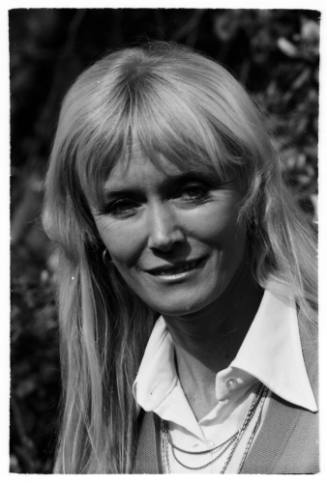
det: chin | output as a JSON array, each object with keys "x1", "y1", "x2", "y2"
[{"x1": 145, "y1": 288, "x2": 220, "y2": 317}]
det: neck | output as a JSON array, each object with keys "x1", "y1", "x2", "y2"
[
  {"x1": 164, "y1": 261, "x2": 263, "y2": 372},
  {"x1": 162, "y1": 261, "x2": 263, "y2": 419}
]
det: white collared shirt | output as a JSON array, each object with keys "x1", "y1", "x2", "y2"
[{"x1": 133, "y1": 288, "x2": 317, "y2": 473}]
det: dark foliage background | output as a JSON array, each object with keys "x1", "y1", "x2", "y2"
[{"x1": 9, "y1": 8, "x2": 319, "y2": 473}]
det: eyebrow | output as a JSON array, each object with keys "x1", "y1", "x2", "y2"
[{"x1": 103, "y1": 168, "x2": 220, "y2": 197}]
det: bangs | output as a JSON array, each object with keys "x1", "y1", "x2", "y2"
[{"x1": 74, "y1": 66, "x2": 251, "y2": 211}]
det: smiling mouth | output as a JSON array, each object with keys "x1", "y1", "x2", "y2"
[{"x1": 146, "y1": 257, "x2": 207, "y2": 277}]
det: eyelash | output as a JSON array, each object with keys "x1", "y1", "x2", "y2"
[
  {"x1": 177, "y1": 184, "x2": 210, "y2": 201},
  {"x1": 103, "y1": 183, "x2": 211, "y2": 218},
  {"x1": 104, "y1": 199, "x2": 140, "y2": 217}
]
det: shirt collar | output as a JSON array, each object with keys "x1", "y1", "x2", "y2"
[
  {"x1": 133, "y1": 286, "x2": 318, "y2": 415},
  {"x1": 231, "y1": 287, "x2": 317, "y2": 412},
  {"x1": 133, "y1": 317, "x2": 178, "y2": 412}
]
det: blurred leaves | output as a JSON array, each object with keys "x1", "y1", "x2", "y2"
[
  {"x1": 11, "y1": 244, "x2": 60, "y2": 473},
  {"x1": 10, "y1": 8, "x2": 319, "y2": 472}
]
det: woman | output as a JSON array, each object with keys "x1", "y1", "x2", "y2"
[{"x1": 43, "y1": 41, "x2": 318, "y2": 473}]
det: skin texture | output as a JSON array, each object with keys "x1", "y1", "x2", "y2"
[{"x1": 93, "y1": 154, "x2": 263, "y2": 418}]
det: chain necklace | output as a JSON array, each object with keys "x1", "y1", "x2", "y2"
[
  {"x1": 221, "y1": 384, "x2": 268, "y2": 473},
  {"x1": 161, "y1": 383, "x2": 268, "y2": 473},
  {"x1": 237, "y1": 385, "x2": 269, "y2": 472},
  {"x1": 167, "y1": 429, "x2": 239, "y2": 455},
  {"x1": 164, "y1": 430, "x2": 238, "y2": 471}
]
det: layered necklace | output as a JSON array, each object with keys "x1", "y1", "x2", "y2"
[{"x1": 161, "y1": 383, "x2": 269, "y2": 473}]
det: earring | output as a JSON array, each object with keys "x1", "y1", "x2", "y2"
[{"x1": 102, "y1": 249, "x2": 111, "y2": 264}]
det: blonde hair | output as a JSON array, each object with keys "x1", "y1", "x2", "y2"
[{"x1": 43, "y1": 41, "x2": 317, "y2": 473}]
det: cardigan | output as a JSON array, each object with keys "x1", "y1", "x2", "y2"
[{"x1": 132, "y1": 309, "x2": 319, "y2": 474}]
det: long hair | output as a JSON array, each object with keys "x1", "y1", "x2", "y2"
[{"x1": 43, "y1": 41, "x2": 317, "y2": 473}]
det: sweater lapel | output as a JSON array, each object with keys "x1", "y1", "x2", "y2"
[
  {"x1": 240, "y1": 393, "x2": 302, "y2": 473},
  {"x1": 241, "y1": 312, "x2": 317, "y2": 473},
  {"x1": 132, "y1": 411, "x2": 161, "y2": 473}
]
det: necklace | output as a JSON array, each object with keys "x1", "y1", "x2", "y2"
[
  {"x1": 237, "y1": 385, "x2": 269, "y2": 473},
  {"x1": 162, "y1": 424, "x2": 239, "y2": 471},
  {"x1": 167, "y1": 429, "x2": 239, "y2": 455},
  {"x1": 161, "y1": 383, "x2": 268, "y2": 472},
  {"x1": 221, "y1": 384, "x2": 268, "y2": 473},
  {"x1": 167, "y1": 431, "x2": 238, "y2": 471}
]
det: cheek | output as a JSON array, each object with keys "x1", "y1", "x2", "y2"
[
  {"x1": 188, "y1": 199, "x2": 245, "y2": 255},
  {"x1": 95, "y1": 218, "x2": 144, "y2": 266}
]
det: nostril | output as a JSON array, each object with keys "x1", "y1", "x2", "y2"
[
  {"x1": 148, "y1": 226, "x2": 185, "y2": 252},
  {"x1": 149, "y1": 233, "x2": 183, "y2": 252}
]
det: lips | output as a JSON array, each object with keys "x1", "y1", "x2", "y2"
[{"x1": 145, "y1": 257, "x2": 207, "y2": 276}]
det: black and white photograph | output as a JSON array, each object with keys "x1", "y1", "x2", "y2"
[{"x1": 8, "y1": 4, "x2": 322, "y2": 475}]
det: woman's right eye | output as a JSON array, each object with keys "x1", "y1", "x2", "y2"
[{"x1": 103, "y1": 199, "x2": 140, "y2": 218}]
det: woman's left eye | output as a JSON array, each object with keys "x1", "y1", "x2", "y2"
[{"x1": 177, "y1": 184, "x2": 210, "y2": 201}]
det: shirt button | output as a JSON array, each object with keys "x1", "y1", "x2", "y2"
[{"x1": 226, "y1": 377, "x2": 238, "y2": 390}]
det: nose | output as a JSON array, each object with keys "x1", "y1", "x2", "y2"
[{"x1": 147, "y1": 202, "x2": 185, "y2": 252}]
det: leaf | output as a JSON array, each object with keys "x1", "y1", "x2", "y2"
[
  {"x1": 301, "y1": 18, "x2": 319, "y2": 44},
  {"x1": 213, "y1": 12, "x2": 239, "y2": 42},
  {"x1": 277, "y1": 37, "x2": 298, "y2": 57}
]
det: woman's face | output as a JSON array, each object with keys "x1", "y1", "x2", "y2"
[{"x1": 93, "y1": 154, "x2": 247, "y2": 316}]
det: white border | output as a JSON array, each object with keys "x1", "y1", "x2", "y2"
[
  {"x1": 2, "y1": 2, "x2": 326, "y2": 482},
  {"x1": 1, "y1": 1, "x2": 326, "y2": 9}
]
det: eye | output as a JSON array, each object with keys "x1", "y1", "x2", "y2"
[
  {"x1": 177, "y1": 183, "x2": 210, "y2": 202},
  {"x1": 103, "y1": 198, "x2": 140, "y2": 218}
]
